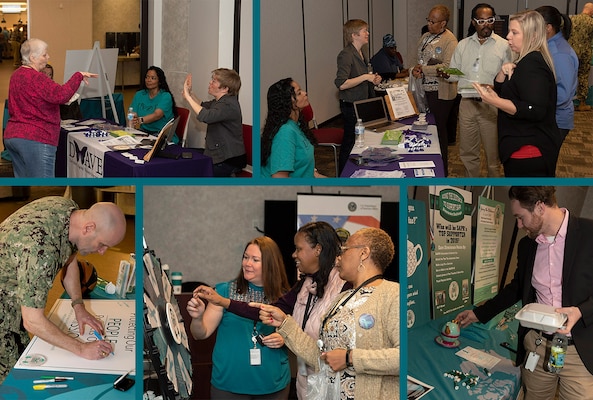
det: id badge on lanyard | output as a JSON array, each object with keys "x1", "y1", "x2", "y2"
[{"x1": 250, "y1": 321, "x2": 262, "y2": 366}]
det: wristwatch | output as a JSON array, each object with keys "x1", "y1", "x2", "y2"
[
  {"x1": 346, "y1": 349, "x2": 353, "y2": 368},
  {"x1": 140, "y1": 117, "x2": 144, "y2": 124}
]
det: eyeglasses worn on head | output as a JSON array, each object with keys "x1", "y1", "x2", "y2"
[
  {"x1": 473, "y1": 17, "x2": 495, "y2": 26},
  {"x1": 339, "y1": 245, "x2": 366, "y2": 255}
]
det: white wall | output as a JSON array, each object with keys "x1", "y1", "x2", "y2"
[
  {"x1": 461, "y1": 0, "x2": 570, "y2": 39},
  {"x1": 143, "y1": 185, "x2": 400, "y2": 286},
  {"x1": 145, "y1": 0, "x2": 252, "y2": 148}
]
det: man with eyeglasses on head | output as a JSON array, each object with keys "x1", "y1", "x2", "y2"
[{"x1": 440, "y1": 3, "x2": 510, "y2": 177}]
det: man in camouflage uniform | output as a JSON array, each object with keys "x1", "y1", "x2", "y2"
[
  {"x1": 569, "y1": 3, "x2": 593, "y2": 111},
  {"x1": 0, "y1": 197, "x2": 127, "y2": 383}
]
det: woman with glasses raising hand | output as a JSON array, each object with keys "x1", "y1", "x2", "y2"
[
  {"x1": 252, "y1": 227, "x2": 400, "y2": 400},
  {"x1": 129, "y1": 66, "x2": 177, "y2": 135}
]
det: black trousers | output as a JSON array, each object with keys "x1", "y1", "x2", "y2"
[
  {"x1": 503, "y1": 157, "x2": 553, "y2": 177},
  {"x1": 426, "y1": 91, "x2": 456, "y2": 176},
  {"x1": 338, "y1": 100, "x2": 356, "y2": 175}
]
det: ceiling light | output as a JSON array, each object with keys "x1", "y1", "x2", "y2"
[{"x1": 0, "y1": 3, "x2": 27, "y2": 14}]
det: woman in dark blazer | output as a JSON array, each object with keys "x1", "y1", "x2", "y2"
[{"x1": 473, "y1": 10, "x2": 562, "y2": 177}]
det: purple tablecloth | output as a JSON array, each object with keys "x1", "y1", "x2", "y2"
[
  {"x1": 104, "y1": 145, "x2": 213, "y2": 177},
  {"x1": 341, "y1": 152, "x2": 445, "y2": 178},
  {"x1": 56, "y1": 126, "x2": 213, "y2": 177},
  {"x1": 341, "y1": 113, "x2": 444, "y2": 177}
]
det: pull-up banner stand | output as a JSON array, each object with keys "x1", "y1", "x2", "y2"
[{"x1": 64, "y1": 42, "x2": 120, "y2": 124}]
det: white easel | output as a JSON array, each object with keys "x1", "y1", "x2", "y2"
[{"x1": 78, "y1": 41, "x2": 120, "y2": 124}]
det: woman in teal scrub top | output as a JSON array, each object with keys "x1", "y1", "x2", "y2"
[{"x1": 186, "y1": 236, "x2": 292, "y2": 399}]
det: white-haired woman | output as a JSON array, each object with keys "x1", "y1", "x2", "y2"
[{"x1": 4, "y1": 38, "x2": 96, "y2": 177}]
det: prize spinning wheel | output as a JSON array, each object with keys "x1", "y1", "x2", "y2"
[{"x1": 144, "y1": 248, "x2": 193, "y2": 399}]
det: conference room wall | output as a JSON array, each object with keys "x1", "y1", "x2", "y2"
[
  {"x1": 156, "y1": 0, "x2": 254, "y2": 149},
  {"x1": 28, "y1": 0, "x2": 93, "y2": 85},
  {"x1": 143, "y1": 185, "x2": 399, "y2": 288},
  {"x1": 260, "y1": 0, "x2": 401, "y2": 127}
]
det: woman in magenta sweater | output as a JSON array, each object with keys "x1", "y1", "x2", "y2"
[{"x1": 4, "y1": 38, "x2": 96, "y2": 177}]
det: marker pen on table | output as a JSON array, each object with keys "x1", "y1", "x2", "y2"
[
  {"x1": 33, "y1": 378, "x2": 70, "y2": 384},
  {"x1": 39, "y1": 376, "x2": 74, "y2": 380},
  {"x1": 33, "y1": 384, "x2": 68, "y2": 390}
]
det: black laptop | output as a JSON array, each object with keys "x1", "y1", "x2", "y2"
[{"x1": 353, "y1": 97, "x2": 404, "y2": 132}]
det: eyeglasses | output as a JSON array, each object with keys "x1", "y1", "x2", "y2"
[
  {"x1": 339, "y1": 245, "x2": 366, "y2": 255},
  {"x1": 145, "y1": 75, "x2": 158, "y2": 81},
  {"x1": 426, "y1": 18, "x2": 444, "y2": 25},
  {"x1": 473, "y1": 17, "x2": 495, "y2": 25}
]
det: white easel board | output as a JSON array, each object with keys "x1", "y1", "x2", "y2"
[
  {"x1": 15, "y1": 299, "x2": 135, "y2": 375},
  {"x1": 64, "y1": 47, "x2": 119, "y2": 99}
]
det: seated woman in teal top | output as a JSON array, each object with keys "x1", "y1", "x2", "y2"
[
  {"x1": 186, "y1": 236, "x2": 292, "y2": 399},
  {"x1": 261, "y1": 78, "x2": 324, "y2": 178},
  {"x1": 130, "y1": 66, "x2": 176, "y2": 136}
]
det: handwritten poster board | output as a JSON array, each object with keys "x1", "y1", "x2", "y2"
[{"x1": 15, "y1": 299, "x2": 135, "y2": 375}]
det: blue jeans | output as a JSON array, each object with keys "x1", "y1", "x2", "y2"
[{"x1": 4, "y1": 138, "x2": 57, "y2": 177}]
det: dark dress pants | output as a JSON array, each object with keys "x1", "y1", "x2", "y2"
[
  {"x1": 338, "y1": 100, "x2": 356, "y2": 175},
  {"x1": 426, "y1": 90, "x2": 456, "y2": 176}
]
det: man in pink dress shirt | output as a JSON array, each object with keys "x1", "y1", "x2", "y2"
[{"x1": 456, "y1": 186, "x2": 593, "y2": 399}]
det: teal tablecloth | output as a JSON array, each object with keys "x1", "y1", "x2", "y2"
[
  {"x1": 408, "y1": 306, "x2": 521, "y2": 399},
  {"x1": 0, "y1": 287, "x2": 136, "y2": 399},
  {"x1": 79, "y1": 93, "x2": 125, "y2": 125}
]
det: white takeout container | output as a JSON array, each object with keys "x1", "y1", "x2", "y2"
[{"x1": 515, "y1": 303, "x2": 567, "y2": 331}]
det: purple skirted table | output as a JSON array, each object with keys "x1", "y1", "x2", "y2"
[
  {"x1": 103, "y1": 146, "x2": 213, "y2": 177},
  {"x1": 341, "y1": 113, "x2": 444, "y2": 178}
]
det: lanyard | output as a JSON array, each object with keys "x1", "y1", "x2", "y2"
[
  {"x1": 421, "y1": 32, "x2": 442, "y2": 53},
  {"x1": 301, "y1": 292, "x2": 317, "y2": 330},
  {"x1": 320, "y1": 274, "x2": 383, "y2": 332}
]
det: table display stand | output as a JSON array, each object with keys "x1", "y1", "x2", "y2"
[
  {"x1": 144, "y1": 247, "x2": 193, "y2": 400},
  {"x1": 77, "y1": 41, "x2": 120, "y2": 124}
]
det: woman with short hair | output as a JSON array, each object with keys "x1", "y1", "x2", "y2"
[
  {"x1": 252, "y1": 227, "x2": 400, "y2": 400},
  {"x1": 4, "y1": 38, "x2": 96, "y2": 177},
  {"x1": 183, "y1": 68, "x2": 245, "y2": 177}
]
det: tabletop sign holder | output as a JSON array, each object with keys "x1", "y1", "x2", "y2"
[
  {"x1": 143, "y1": 118, "x2": 176, "y2": 162},
  {"x1": 385, "y1": 86, "x2": 418, "y2": 121},
  {"x1": 65, "y1": 42, "x2": 120, "y2": 124}
]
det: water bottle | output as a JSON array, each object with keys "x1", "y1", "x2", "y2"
[
  {"x1": 547, "y1": 333, "x2": 568, "y2": 373},
  {"x1": 126, "y1": 107, "x2": 134, "y2": 130},
  {"x1": 355, "y1": 118, "x2": 365, "y2": 148}
]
